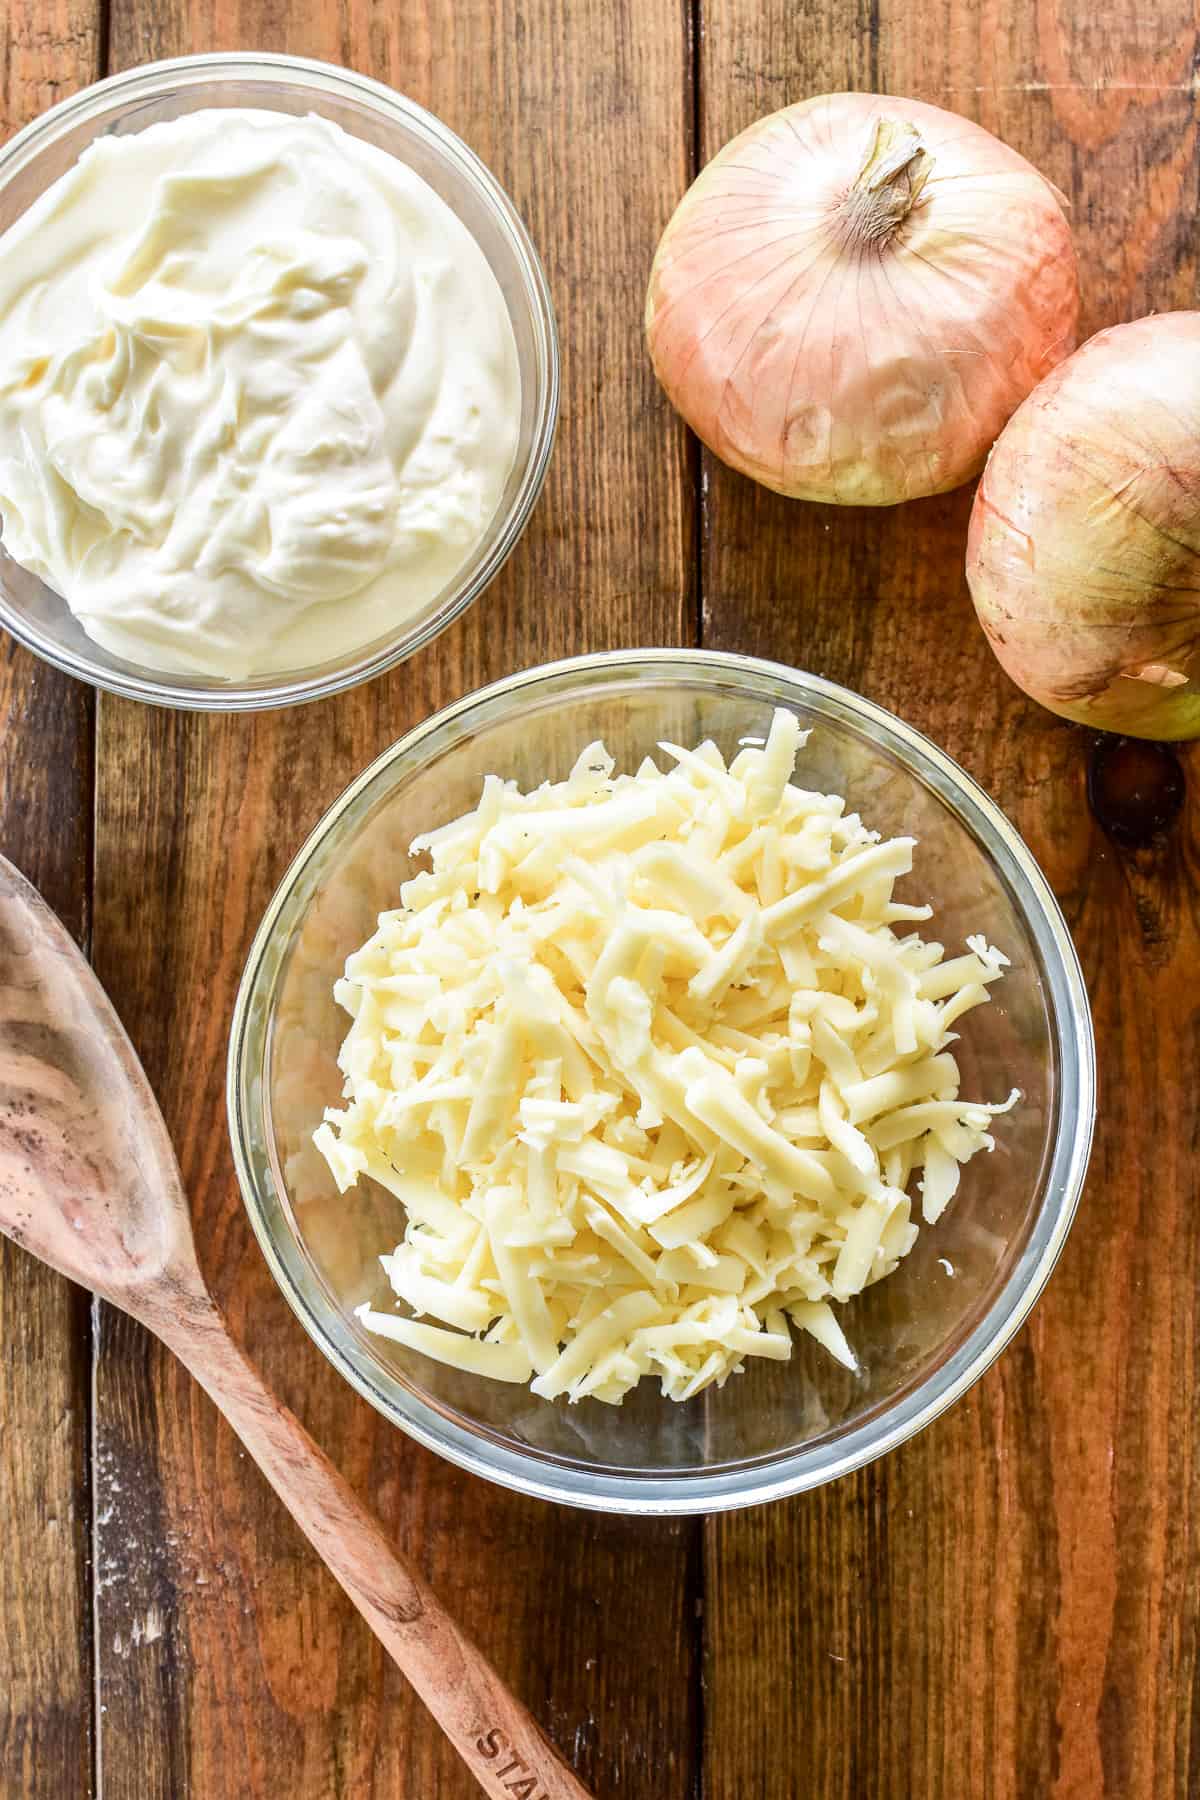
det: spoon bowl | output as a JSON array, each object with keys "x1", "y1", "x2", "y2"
[{"x1": 0, "y1": 866, "x2": 190, "y2": 1310}]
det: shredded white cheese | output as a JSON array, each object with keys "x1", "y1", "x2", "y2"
[{"x1": 315, "y1": 709, "x2": 1018, "y2": 1405}]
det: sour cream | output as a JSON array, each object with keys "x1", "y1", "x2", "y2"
[{"x1": 0, "y1": 109, "x2": 521, "y2": 679}]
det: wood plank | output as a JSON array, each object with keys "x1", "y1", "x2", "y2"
[
  {"x1": 698, "y1": 4, "x2": 1199, "y2": 1798},
  {"x1": 92, "y1": 6, "x2": 698, "y2": 1799},
  {"x1": 0, "y1": 6, "x2": 101, "y2": 1798}
]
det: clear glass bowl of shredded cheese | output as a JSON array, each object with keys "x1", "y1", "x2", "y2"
[
  {"x1": 0, "y1": 54, "x2": 557, "y2": 710},
  {"x1": 229, "y1": 651, "x2": 1095, "y2": 1512}
]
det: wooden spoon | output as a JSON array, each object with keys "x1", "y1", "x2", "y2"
[{"x1": 0, "y1": 853, "x2": 593, "y2": 1800}]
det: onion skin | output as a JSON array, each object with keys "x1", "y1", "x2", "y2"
[
  {"x1": 966, "y1": 313, "x2": 1200, "y2": 742},
  {"x1": 646, "y1": 93, "x2": 1079, "y2": 506}
]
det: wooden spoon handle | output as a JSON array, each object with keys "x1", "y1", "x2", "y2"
[{"x1": 171, "y1": 1311, "x2": 595, "y2": 1800}]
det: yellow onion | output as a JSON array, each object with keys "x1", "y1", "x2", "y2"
[
  {"x1": 967, "y1": 313, "x2": 1200, "y2": 741},
  {"x1": 646, "y1": 93, "x2": 1079, "y2": 505}
]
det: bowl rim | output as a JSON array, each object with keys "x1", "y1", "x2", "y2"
[
  {"x1": 227, "y1": 648, "x2": 1097, "y2": 1512},
  {"x1": 0, "y1": 52, "x2": 560, "y2": 712}
]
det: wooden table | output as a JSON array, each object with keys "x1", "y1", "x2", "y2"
[{"x1": 1, "y1": 2, "x2": 1196, "y2": 1796}]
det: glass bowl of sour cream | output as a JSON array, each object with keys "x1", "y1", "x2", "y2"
[
  {"x1": 228, "y1": 650, "x2": 1095, "y2": 1513},
  {"x1": 0, "y1": 55, "x2": 558, "y2": 710}
]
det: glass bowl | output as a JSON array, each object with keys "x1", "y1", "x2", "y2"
[
  {"x1": 0, "y1": 54, "x2": 558, "y2": 711},
  {"x1": 228, "y1": 651, "x2": 1095, "y2": 1512}
]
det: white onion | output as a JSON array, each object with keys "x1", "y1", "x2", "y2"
[
  {"x1": 646, "y1": 92, "x2": 1079, "y2": 505},
  {"x1": 967, "y1": 312, "x2": 1200, "y2": 741}
]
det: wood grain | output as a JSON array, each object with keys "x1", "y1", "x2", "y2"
[
  {"x1": 697, "y1": 3, "x2": 1200, "y2": 1797},
  {"x1": 0, "y1": 5, "x2": 100, "y2": 1796},
  {"x1": 7, "y1": 1, "x2": 1195, "y2": 1795},
  {"x1": 91, "y1": 4, "x2": 698, "y2": 1799}
]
